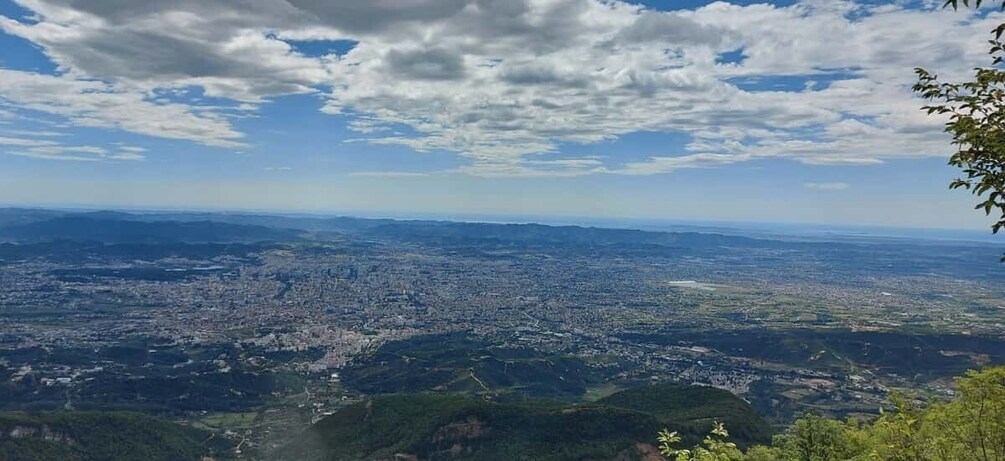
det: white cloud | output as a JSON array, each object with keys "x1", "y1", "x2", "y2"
[
  {"x1": 0, "y1": 69, "x2": 245, "y2": 147},
  {"x1": 0, "y1": 136, "x2": 59, "y2": 147},
  {"x1": 1, "y1": 129, "x2": 67, "y2": 137},
  {"x1": 1, "y1": 135, "x2": 145, "y2": 161},
  {"x1": 108, "y1": 151, "x2": 145, "y2": 161},
  {"x1": 316, "y1": 0, "x2": 991, "y2": 175},
  {"x1": 0, "y1": 2, "x2": 329, "y2": 102},
  {"x1": 805, "y1": 182, "x2": 850, "y2": 190},
  {"x1": 349, "y1": 171, "x2": 428, "y2": 178},
  {"x1": 264, "y1": 166, "x2": 294, "y2": 172},
  {"x1": 618, "y1": 153, "x2": 753, "y2": 175},
  {"x1": 0, "y1": 0, "x2": 998, "y2": 173},
  {"x1": 6, "y1": 144, "x2": 108, "y2": 161}
]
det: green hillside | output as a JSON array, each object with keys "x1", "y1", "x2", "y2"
[
  {"x1": 0, "y1": 411, "x2": 232, "y2": 461},
  {"x1": 342, "y1": 333, "x2": 595, "y2": 400},
  {"x1": 597, "y1": 383, "x2": 772, "y2": 443},
  {"x1": 276, "y1": 383, "x2": 770, "y2": 461}
]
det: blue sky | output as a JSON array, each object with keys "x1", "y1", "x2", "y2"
[{"x1": 0, "y1": 0, "x2": 1000, "y2": 230}]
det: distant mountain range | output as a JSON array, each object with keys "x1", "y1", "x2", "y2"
[
  {"x1": 0, "y1": 207, "x2": 996, "y2": 249},
  {"x1": 0, "y1": 208, "x2": 1000, "y2": 279},
  {"x1": 0, "y1": 212, "x2": 300, "y2": 244}
]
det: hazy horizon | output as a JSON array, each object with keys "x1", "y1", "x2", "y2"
[{"x1": 4, "y1": 203, "x2": 1002, "y2": 244}]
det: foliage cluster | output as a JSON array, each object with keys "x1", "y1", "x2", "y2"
[
  {"x1": 915, "y1": 0, "x2": 1005, "y2": 252},
  {"x1": 660, "y1": 367, "x2": 1005, "y2": 460}
]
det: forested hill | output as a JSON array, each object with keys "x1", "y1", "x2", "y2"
[
  {"x1": 277, "y1": 383, "x2": 771, "y2": 461},
  {"x1": 0, "y1": 411, "x2": 233, "y2": 461}
]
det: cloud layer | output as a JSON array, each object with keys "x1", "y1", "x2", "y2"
[
  {"x1": 0, "y1": 0, "x2": 998, "y2": 171},
  {"x1": 805, "y1": 182, "x2": 850, "y2": 191}
]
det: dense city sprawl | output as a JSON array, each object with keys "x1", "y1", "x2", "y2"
[{"x1": 1, "y1": 209, "x2": 1003, "y2": 455}]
